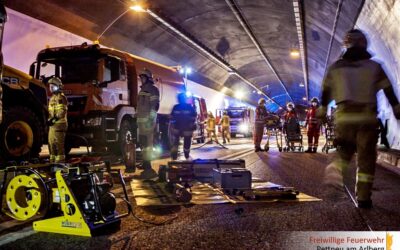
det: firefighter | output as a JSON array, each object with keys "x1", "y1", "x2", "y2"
[
  {"x1": 169, "y1": 92, "x2": 197, "y2": 160},
  {"x1": 319, "y1": 29, "x2": 400, "y2": 208},
  {"x1": 305, "y1": 97, "x2": 321, "y2": 153},
  {"x1": 254, "y1": 98, "x2": 268, "y2": 152},
  {"x1": 206, "y1": 111, "x2": 218, "y2": 143},
  {"x1": 47, "y1": 77, "x2": 68, "y2": 163},
  {"x1": 137, "y1": 69, "x2": 160, "y2": 171},
  {"x1": 220, "y1": 111, "x2": 231, "y2": 144}
]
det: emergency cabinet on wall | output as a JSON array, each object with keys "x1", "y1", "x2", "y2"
[{"x1": 0, "y1": 161, "x2": 132, "y2": 236}]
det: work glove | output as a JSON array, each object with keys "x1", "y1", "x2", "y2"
[
  {"x1": 47, "y1": 117, "x2": 58, "y2": 126},
  {"x1": 393, "y1": 104, "x2": 400, "y2": 120}
]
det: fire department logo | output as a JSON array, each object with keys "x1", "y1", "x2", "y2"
[{"x1": 387, "y1": 233, "x2": 392, "y2": 250}]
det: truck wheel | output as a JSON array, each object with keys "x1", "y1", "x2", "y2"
[
  {"x1": 118, "y1": 119, "x2": 136, "y2": 172},
  {"x1": 0, "y1": 106, "x2": 43, "y2": 161}
]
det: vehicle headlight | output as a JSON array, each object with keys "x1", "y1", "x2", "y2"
[
  {"x1": 85, "y1": 117, "x2": 102, "y2": 126},
  {"x1": 239, "y1": 124, "x2": 249, "y2": 132}
]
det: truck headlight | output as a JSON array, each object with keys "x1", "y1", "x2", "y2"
[
  {"x1": 239, "y1": 124, "x2": 249, "y2": 132},
  {"x1": 85, "y1": 117, "x2": 102, "y2": 126}
]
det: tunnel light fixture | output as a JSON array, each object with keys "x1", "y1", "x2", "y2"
[
  {"x1": 235, "y1": 91, "x2": 244, "y2": 100},
  {"x1": 290, "y1": 48, "x2": 300, "y2": 58},
  {"x1": 302, "y1": 97, "x2": 307, "y2": 101},
  {"x1": 185, "y1": 91, "x2": 193, "y2": 97},
  {"x1": 299, "y1": 82, "x2": 305, "y2": 87},
  {"x1": 178, "y1": 66, "x2": 192, "y2": 91},
  {"x1": 293, "y1": 0, "x2": 309, "y2": 100},
  {"x1": 225, "y1": 0, "x2": 294, "y2": 104},
  {"x1": 143, "y1": 6, "x2": 282, "y2": 109},
  {"x1": 130, "y1": 5, "x2": 146, "y2": 12}
]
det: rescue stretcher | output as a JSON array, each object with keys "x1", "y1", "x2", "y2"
[
  {"x1": 263, "y1": 114, "x2": 283, "y2": 152},
  {"x1": 283, "y1": 117, "x2": 304, "y2": 152}
]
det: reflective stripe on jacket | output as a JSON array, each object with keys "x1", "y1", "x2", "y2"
[{"x1": 48, "y1": 93, "x2": 68, "y2": 124}]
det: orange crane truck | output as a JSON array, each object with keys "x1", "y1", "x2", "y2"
[{"x1": 28, "y1": 43, "x2": 207, "y2": 167}]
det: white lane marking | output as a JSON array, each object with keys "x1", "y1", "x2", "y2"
[
  {"x1": 0, "y1": 226, "x2": 35, "y2": 247},
  {"x1": 219, "y1": 148, "x2": 254, "y2": 160}
]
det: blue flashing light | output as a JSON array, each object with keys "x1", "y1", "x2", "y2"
[{"x1": 185, "y1": 91, "x2": 192, "y2": 97}]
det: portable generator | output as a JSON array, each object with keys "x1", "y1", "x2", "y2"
[{"x1": 0, "y1": 161, "x2": 131, "y2": 236}]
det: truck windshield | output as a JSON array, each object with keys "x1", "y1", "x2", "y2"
[
  {"x1": 227, "y1": 110, "x2": 244, "y2": 118},
  {"x1": 39, "y1": 57, "x2": 98, "y2": 84}
]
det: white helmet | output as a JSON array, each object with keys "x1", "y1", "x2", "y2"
[{"x1": 286, "y1": 102, "x2": 295, "y2": 109}]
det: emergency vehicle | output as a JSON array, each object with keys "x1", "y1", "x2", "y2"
[
  {"x1": 216, "y1": 107, "x2": 254, "y2": 137},
  {"x1": 27, "y1": 43, "x2": 208, "y2": 161}
]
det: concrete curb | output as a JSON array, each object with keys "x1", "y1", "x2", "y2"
[{"x1": 377, "y1": 150, "x2": 400, "y2": 176}]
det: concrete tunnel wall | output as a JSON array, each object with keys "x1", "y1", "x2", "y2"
[
  {"x1": 3, "y1": 8, "x2": 248, "y2": 116},
  {"x1": 357, "y1": 0, "x2": 400, "y2": 150}
]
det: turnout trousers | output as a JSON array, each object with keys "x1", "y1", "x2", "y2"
[
  {"x1": 253, "y1": 124, "x2": 264, "y2": 149},
  {"x1": 325, "y1": 119, "x2": 379, "y2": 201},
  {"x1": 48, "y1": 123, "x2": 67, "y2": 163}
]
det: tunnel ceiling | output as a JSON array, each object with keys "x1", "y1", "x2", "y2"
[{"x1": 6, "y1": 0, "x2": 364, "y2": 110}]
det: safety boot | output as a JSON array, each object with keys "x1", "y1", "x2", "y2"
[
  {"x1": 305, "y1": 147, "x2": 313, "y2": 153},
  {"x1": 312, "y1": 147, "x2": 317, "y2": 153},
  {"x1": 184, "y1": 149, "x2": 190, "y2": 160},
  {"x1": 171, "y1": 152, "x2": 178, "y2": 160}
]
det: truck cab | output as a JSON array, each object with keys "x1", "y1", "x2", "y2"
[
  {"x1": 30, "y1": 44, "x2": 136, "y2": 158},
  {"x1": 217, "y1": 107, "x2": 254, "y2": 138},
  {"x1": 29, "y1": 43, "x2": 207, "y2": 166}
]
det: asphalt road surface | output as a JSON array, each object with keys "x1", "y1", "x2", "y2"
[{"x1": 1, "y1": 136, "x2": 399, "y2": 250}]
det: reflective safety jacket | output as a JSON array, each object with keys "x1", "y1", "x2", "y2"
[
  {"x1": 48, "y1": 93, "x2": 68, "y2": 124},
  {"x1": 321, "y1": 48, "x2": 399, "y2": 123},
  {"x1": 220, "y1": 114, "x2": 230, "y2": 127},
  {"x1": 284, "y1": 110, "x2": 297, "y2": 123},
  {"x1": 170, "y1": 103, "x2": 197, "y2": 132},
  {"x1": 255, "y1": 104, "x2": 268, "y2": 127},
  {"x1": 137, "y1": 82, "x2": 160, "y2": 124},
  {"x1": 305, "y1": 106, "x2": 320, "y2": 129},
  {"x1": 206, "y1": 116, "x2": 216, "y2": 131}
]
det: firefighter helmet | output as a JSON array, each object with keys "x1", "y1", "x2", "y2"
[
  {"x1": 177, "y1": 92, "x2": 187, "y2": 104},
  {"x1": 343, "y1": 29, "x2": 368, "y2": 49},
  {"x1": 286, "y1": 102, "x2": 295, "y2": 109},
  {"x1": 258, "y1": 98, "x2": 266, "y2": 105},
  {"x1": 48, "y1": 77, "x2": 63, "y2": 93},
  {"x1": 310, "y1": 97, "x2": 319, "y2": 104},
  {"x1": 139, "y1": 68, "x2": 153, "y2": 79}
]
